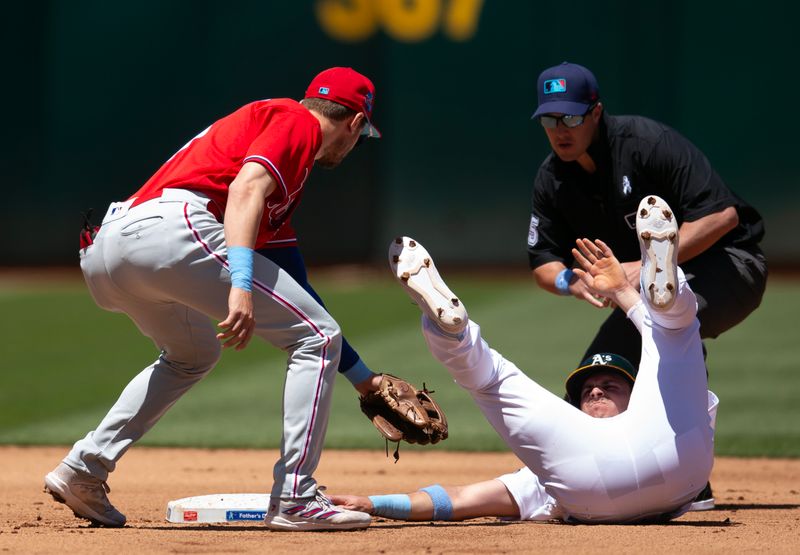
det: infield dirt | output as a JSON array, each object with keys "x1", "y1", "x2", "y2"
[{"x1": 1, "y1": 446, "x2": 798, "y2": 554}]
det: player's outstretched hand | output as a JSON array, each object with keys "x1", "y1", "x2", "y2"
[
  {"x1": 217, "y1": 287, "x2": 255, "y2": 350},
  {"x1": 571, "y1": 238, "x2": 629, "y2": 297},
  {"x1": 328, "y1": 494, "x2": 374, "y2": 515},
  {"x1": 570, "y1": 275, "x2": 612, "y2": 309}
]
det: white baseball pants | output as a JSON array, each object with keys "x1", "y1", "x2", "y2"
[
  {"x1": 422, "y1": 269, "x2": 715, "y2": 523},
  {"x1": 67, "y1": 189, "x2": 340, "y2": 500}
]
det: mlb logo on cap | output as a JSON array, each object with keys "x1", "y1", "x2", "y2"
[
  {"x1": 532, "y1": 62, "x2": 600, "y2": 119},
  {"x1": 544, "y1": 79, "x2": 567, "y2": 94},
  {"x1": 318, "y1": 87, "x2": 330, "y2": 95}
]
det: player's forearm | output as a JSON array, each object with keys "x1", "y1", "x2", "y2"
[
  {"x1": 677, "y1": 206, "x2": 738, "y2": 263},
  {"x1": 356, "y1": 481, "x2": 519, "y2": 521},
  {"x1": 337, "y1": 491, "x2": 438, "y2": 521},
  {"x1": 532, "y1": 261, "x2": 568, "y2": 295}
]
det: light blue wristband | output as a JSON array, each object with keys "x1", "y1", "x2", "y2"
[
  {"x1": 555, "y1": 268, "x2": 575, "y2": 296},
  {"x1": 227, "y1": 246, "x2": 254, "y2": 292},
  {"x1": 368, "y1": 494, "x2": 412, "y2": 519},
  {"x1": 341, "y1": 358, "x2": 375, "y2": 385},
  {"x1": 420, "y1": 484, "x2": 453, "y2": 521}
]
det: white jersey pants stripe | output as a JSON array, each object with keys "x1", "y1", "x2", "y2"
[
  {"x1": 66, "y1": 189, "x2": 340, "y2": 499},
  {"x1": 422, "y1": 269, "x2": 714, "y2": 523}
]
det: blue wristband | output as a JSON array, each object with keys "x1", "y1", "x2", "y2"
[
  {"x1": 420, "y1": 484, "x2": 453, "y2": 521},
  {"x1": 368, "y1": 494, "x2": 412, "y2": 519},
  {"x1": 555, "y1": 268, "x2": 575, "y2": 296},
  {"x1": 227, "y1": 246, "x2": 254, "y2": 292},
  {"x1": 341, "y1": 358, "x2": 375, "y2": 386}
]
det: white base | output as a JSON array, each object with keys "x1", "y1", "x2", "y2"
[{"x1": 166, "y1": 493, "x2": 271, "y2": 523}]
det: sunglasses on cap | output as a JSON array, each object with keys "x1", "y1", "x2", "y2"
[{"x1": 539, "y1": 103, "x2": 598, "y2": 129}]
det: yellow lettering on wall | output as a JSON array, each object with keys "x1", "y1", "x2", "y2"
[
  {"x1": 377, "y1": 0, "x2": 441, "y2": 43},
  {"x1": 443, "y1": 0, "x2": 483, "y2": 41},
  {"x1": 314, "y1": 0, "x2": 483, "y2": 43},
  {"x1": 315, "y1": 0, "x2": 378, "y2": 43}
]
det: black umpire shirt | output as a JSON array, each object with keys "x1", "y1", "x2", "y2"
[{"x1": 527, "y1": 113, "x2": 765, "y2": 269}]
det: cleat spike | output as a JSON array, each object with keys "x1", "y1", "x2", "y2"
[
  {"x1": 395, "y1": 237, "x2": 403, "y2": 244},
  {"x1": 388, "y1": 236, "x2": 468, "y2": 334},
  {"x1": 640, "y1": 208, "x2": 648, "y2": 217},
  {"x1": 636, "y1": 195, "x2": 678, "y2": 312}
]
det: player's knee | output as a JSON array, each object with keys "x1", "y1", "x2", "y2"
[
  {"x1": 291, "y1": 318, "x2": 341, "y2": 353},
  {"x1": 318, "y1": 312, "x2": 341, "y2": 342},
  {"x1": 160, "y1": 341, "x2": 221, "y2": 377},
  {"x1": 313, "y1": 314, "x2": 342, "y2": 353}
]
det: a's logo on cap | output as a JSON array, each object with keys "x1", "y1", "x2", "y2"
[
  {"x1": 364, "y1": 91, "x2": 373, "y2": 113},
  {"x1": 591, "y1": 354, "x2": 612, "y2": 366},
  {"x1": 318, "y1": 86, "x2": 330, "y2": 95},
  {"x1": 544, "y1": 78, "x2": 567, "y2": 94}
]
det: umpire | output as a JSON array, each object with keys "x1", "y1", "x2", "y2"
[{"x1": 526, "y1": 61, "x2": 767, "y2": 370}]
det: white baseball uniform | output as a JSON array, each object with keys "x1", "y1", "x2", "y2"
[
  {"x1": 65, "y1": 99, "x2": 341, "y2": 501},
  {"x1": 422, "y1": 268, "x2": 717, "y2": 523}
]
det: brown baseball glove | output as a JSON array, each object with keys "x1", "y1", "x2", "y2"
[{"x1": 360, "y1": 374, "x2": 448, "y2": 451}]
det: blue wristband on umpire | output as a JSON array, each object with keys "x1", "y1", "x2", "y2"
[
  {"x1": 555, "y1": 268, "x2": 575, "y2": 296},
  {"x1": 227, "y1": 246, "x2": 254, "y2": 292}
]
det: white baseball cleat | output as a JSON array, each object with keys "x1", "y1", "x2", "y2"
[
  {"x1": 688, "y1": 483, "x2": 716, "y2": 511},
  {"x1": 636, "y1": 195, "x2": 679, "y2": 310},
  {"x1": 264, "y1": 489, "x2": 371, "y2": 531},
  {"x1": 44, "y1": 462, "x2": 126, "y2": 527},
  {"x1": 388, "y1": 236, "x2": 467, "y2": 335}
]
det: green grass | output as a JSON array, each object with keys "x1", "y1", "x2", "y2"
[{"x1": 1, "y1": 272, "x2": 797, "y2": 457}]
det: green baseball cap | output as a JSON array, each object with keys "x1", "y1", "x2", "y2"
[{"x1": 565, "y1": 353, "x2": 637, "y2": 407}]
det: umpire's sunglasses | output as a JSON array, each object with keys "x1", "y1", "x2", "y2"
[{"x1": 539, "y1": 103, "x2": 597, "y2": 129}]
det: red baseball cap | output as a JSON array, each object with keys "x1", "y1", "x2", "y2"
[{"x1": 305, "y1": 67, "x2": 381, "y2": 139}]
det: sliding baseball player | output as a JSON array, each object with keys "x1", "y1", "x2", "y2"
[{"x1": 333, "y1": 195, "x2": 718, "y2": 523}]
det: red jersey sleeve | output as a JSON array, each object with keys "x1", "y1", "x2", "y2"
[
  {"x1": 244, "y1": 103, "x2": 319, "y2": 205},
  {"x1": 128, "y1": 99, "x2": 320, "y2": 249}
]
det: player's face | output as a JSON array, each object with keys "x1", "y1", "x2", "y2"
[
  {"x1": 543, "y1": 104, "x2": 602, "y2": 162},
  {"x1": 316, "y1": 114, "x2": 366, "y2": 169},
  {"x1": 579, "y1": 371, "x2": 632, "y2": 418}
]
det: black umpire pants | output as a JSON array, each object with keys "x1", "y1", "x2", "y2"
[{"x1": 581, "y1": 245, "x2": 768, "y2": 369}]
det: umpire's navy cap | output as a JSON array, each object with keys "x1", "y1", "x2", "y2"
[{"x1": 532, "y1": 62, "x2": 600, "y2": 119}]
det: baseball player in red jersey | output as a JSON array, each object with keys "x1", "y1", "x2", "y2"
[{"x1": 44, "y1": 67, "x2": 382, "y2": 531}]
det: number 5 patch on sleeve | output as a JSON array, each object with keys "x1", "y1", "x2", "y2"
[{"x1": 527, "y1": 214, "x2": 540, "y2": 247}]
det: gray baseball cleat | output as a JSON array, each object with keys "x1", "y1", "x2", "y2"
[
  {"x1": 44, "y1": 462, "x2": 126, "y2": 527},
  {"x1": 388, "y1": 236, "x2": 468, "y2": 335},
  {"x1": 636, "y1": 195, "x2": 679, "y2": 310},
  {"x1": 264, "y1": 488, "x2": 371, "y2": 531}
]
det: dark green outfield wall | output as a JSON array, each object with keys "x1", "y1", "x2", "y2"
[{"x1": 3, "y1": 1, "x2": 798, "y2": 266}]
